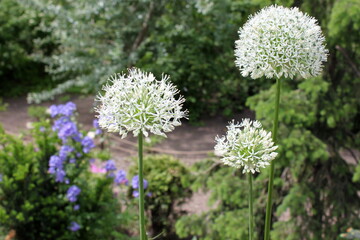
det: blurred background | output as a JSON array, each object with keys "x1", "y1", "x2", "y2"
[{"x1": 0, "y1": 0, "x2": 359, "y2": 239}]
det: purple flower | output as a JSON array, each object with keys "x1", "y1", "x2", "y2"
[
  {"x1": 52, "y1": 116, "x2": 71, "y2": 131},
  {"x1": 132, "y1": 190, "x2": 139, "y2": 198},
  {"x1": 93, "y1": 119, "x2": 102, "y2": 135},
  {"x1": 81, "y1": 136, "x2": 95, "y2": 153},
  {"x1": 49, "y1": 155, "x2": 63, "y2": 174},
  {"x1": 49, "y1": 155, "x2": 67, "y2": 182},
  {"x1": 69, "y1": 158, "x2": 76, "y2": 164},
  {"x1": 132, "y1": 190, "x2": 152, "y2": 198},
  {"x1": 0, "y1": 174, "x2": 3, "y2": 182},
  {"x1": 69, "y1": 221, "x2": 81, "y2": 232},
  {"x1": 59, "y1": 145, "x2": 74, "y2": 159},
  {"x1": 104, "y1": 160, "x2": 117, "y2": 172},
  {"x1": 50, "y1": 102, "x2": 77, "y2": 118},
  {"x1": 39, "y1": 126, "x2": 45, "y2": 132},
  {"x1": 93, "y1": 119, "x2": 100, "y2": 128},
  {"x1": 131, "y1": 175, "x2": 148, "y2": 190},
  {"x1": 49, "y1": 105, "x2": 59, "y2": 118},
  {"x1": 55, "y1": 169, "x2": 66, "y2": 183},
  {"x1": 73, "y1": 205, "x2": 80, "y2": 211},
  {"x1": 73, "y1": 132, "x2": 83, "y2": 143},
  {"x1": 58, "y1": 122, "x2": 79, "y2": 142},
  {"x1": 114, "y1": 170, "x2": 127, "y2": 185},
  {"x1": 66, "y1": 185, "x2": 81, "y2": 202},
  {"x1": 61, "y1": 102, "x2": 76, "y2": 117}
]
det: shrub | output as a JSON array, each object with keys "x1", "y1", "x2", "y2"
[
  {"x1": 0, "y1": 0, "x2": 54, "y2": 98},
  {"x1": 175, "y1": 157, "x2": 256, "y2": 240},
  {"x1": 0, "y1": 102, "x2": 136, "y2": 240},
  {"x1": 23, "y1": 0, "x2": 271, "y2": 121},
  {"x1": 128, "y1": 154, "x2": 193, "y2": 237}
]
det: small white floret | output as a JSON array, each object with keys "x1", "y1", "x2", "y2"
[{"x1": 214, "y1": 119, "x2": 278, "y2": 174}]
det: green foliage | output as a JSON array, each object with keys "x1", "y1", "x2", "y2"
[
  {"x1": 175, "y1": 157, "x2": 264, "y2": 240},
  {"x1": 23, "y1": 0, "x2": 273, "y2": 120},
  {"x1": 0, "y1": 0, "x2": 53, "y2": 97},
  {"x1": 24, "y1": 0, "x2": 148, "y2": 103},
  {"x1": 177, "y1": 0, "x2": 360, "y2": 239},
  {"x1": 328, "y1": 0, "x2": 360, "y2": 47},
  {"x1": 27, "y1": 105, "x2": 47, "y2": 120},
  {"x1": 137, "y1": 0, "x2": 273, "y2": 120},
  {"x1": 129, "y1": 154, "x2": 192, "y2": 237},
  {"x1": 0, "y1": 115, "x2": 135, "y2": 239}
]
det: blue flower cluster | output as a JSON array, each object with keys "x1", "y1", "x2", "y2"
[
  {"x1": 49, "y1": 102, "x2": 76, "y2": 118},
  {"x1": 93, "y1": 119, "x2": 102, "y2": 135},
  {"x1": 66, "y1": 185, "x2": 81, "y2": 202},
  {"x1": 104, "y1": 160, "x2": 117, "y2": 172},
  {"x1": 48, "y1": 146, "x2": 74, "y2": 183},
  {"x1": 69, "y1": 221, "x2": 81, "y2": 232},
  {"x1": 48, "y1": 102, "x2": 96, "y2": 183},
  {"x1": 131, "y1": 175, "x2": 151, "y2": 198},
  {"x1": 114, "y1": 170, "x2": 127, "y2": 185},
  {"x1": 103, "y1": 160, "x2": 128, "y2": 185},
  {"x1": 46, "y1": 102, "x2": 145, "y2": 233},
  {"x1": 81, "y1": 136, "x2": 95, "y2": 153},
  {"x1": 47, "y1": 102, "x2": 99, "y2": 233}
]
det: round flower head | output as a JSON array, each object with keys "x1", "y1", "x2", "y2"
[
  {"x1": 96, "y1": 68, "x2": 187, "y2": 138},
  {"x1": 214, "y1": 119, "x2": 278, "y2": 174},
  {"x1": 235, "y1": 5, "x2": 328, "y2": 79}
]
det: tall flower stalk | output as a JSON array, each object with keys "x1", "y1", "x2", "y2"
[
  {"x1": 96, "y1": 68, "x2": 187, "y2": 240},
  {"x1": 248, "y1": 173, "x2": 254, "y2": 240},
  {"x1": 264, "y1": 77, "x2": 281, "y2": 240},
  {"x1": 215, "y1": 119, "x2": 278, "y2": 239},
  {"x1": 138, "y1": 132, "x2": 146, "y2": 239},
  {"x1": 234, "y1": 5, "x2": 328, "y2": 240}
]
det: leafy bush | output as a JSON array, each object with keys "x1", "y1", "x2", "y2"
[
  {"x1": 0, "y1": 102, "x2": 136, "y2": 240},
  {"x1": 177, "y1": 0, "x2": 360, "y2": 238},
  {"x1": 0, "y1": 0, "x2": 54, "y2": 97},
  {"x1": 175, "y1": 157, "x2": 260, "y2": 240},
  {"x1": 128, "y1": 154, "x2": 193, "y2": 238},
  {"x1": 23, "y1": 0, "x2": 273, "y2": 121}
]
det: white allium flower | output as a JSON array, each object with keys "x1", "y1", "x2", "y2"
[
  {"x1": 235, "y1": 5, "x2": 328, "y2": 79},
  {"x1": 95, "y1": 68, "x2": 187, "y2": 138},
  {"x1": 214, "y1": 119, "x2": 278, "y2": 174}
]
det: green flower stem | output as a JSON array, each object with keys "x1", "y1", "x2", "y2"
[
  {"x1": 248, "y1": 173, "x2": 254, "y2": 240},
  {"x1": 264, "y1": 78, "x2": 281, "y2": 240},
  {"x1": 138, "y1": 132, "x2": 147, "y2": 240}
]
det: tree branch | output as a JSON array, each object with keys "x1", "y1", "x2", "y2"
[
  {"x1": 335, "y1": 45, "x2": 360, "y2": 78},
  {"x1": 130, "y1": 1, "x2": 155, "y2": 53}
]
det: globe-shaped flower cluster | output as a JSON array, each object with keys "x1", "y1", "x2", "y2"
[
  {"x1": 214, "y1": 119, "x2": 278, "y2": 174},
  {"x1": 96, "y1": 68, "x2": 187, "y2": 138},
  {"x1": 235, "y1": 5, "x2": 328, "y2": 79}
]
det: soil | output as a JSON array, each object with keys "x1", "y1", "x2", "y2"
[{"x1": 0, "y1": 95, "x2": 255, "y2": 215}]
